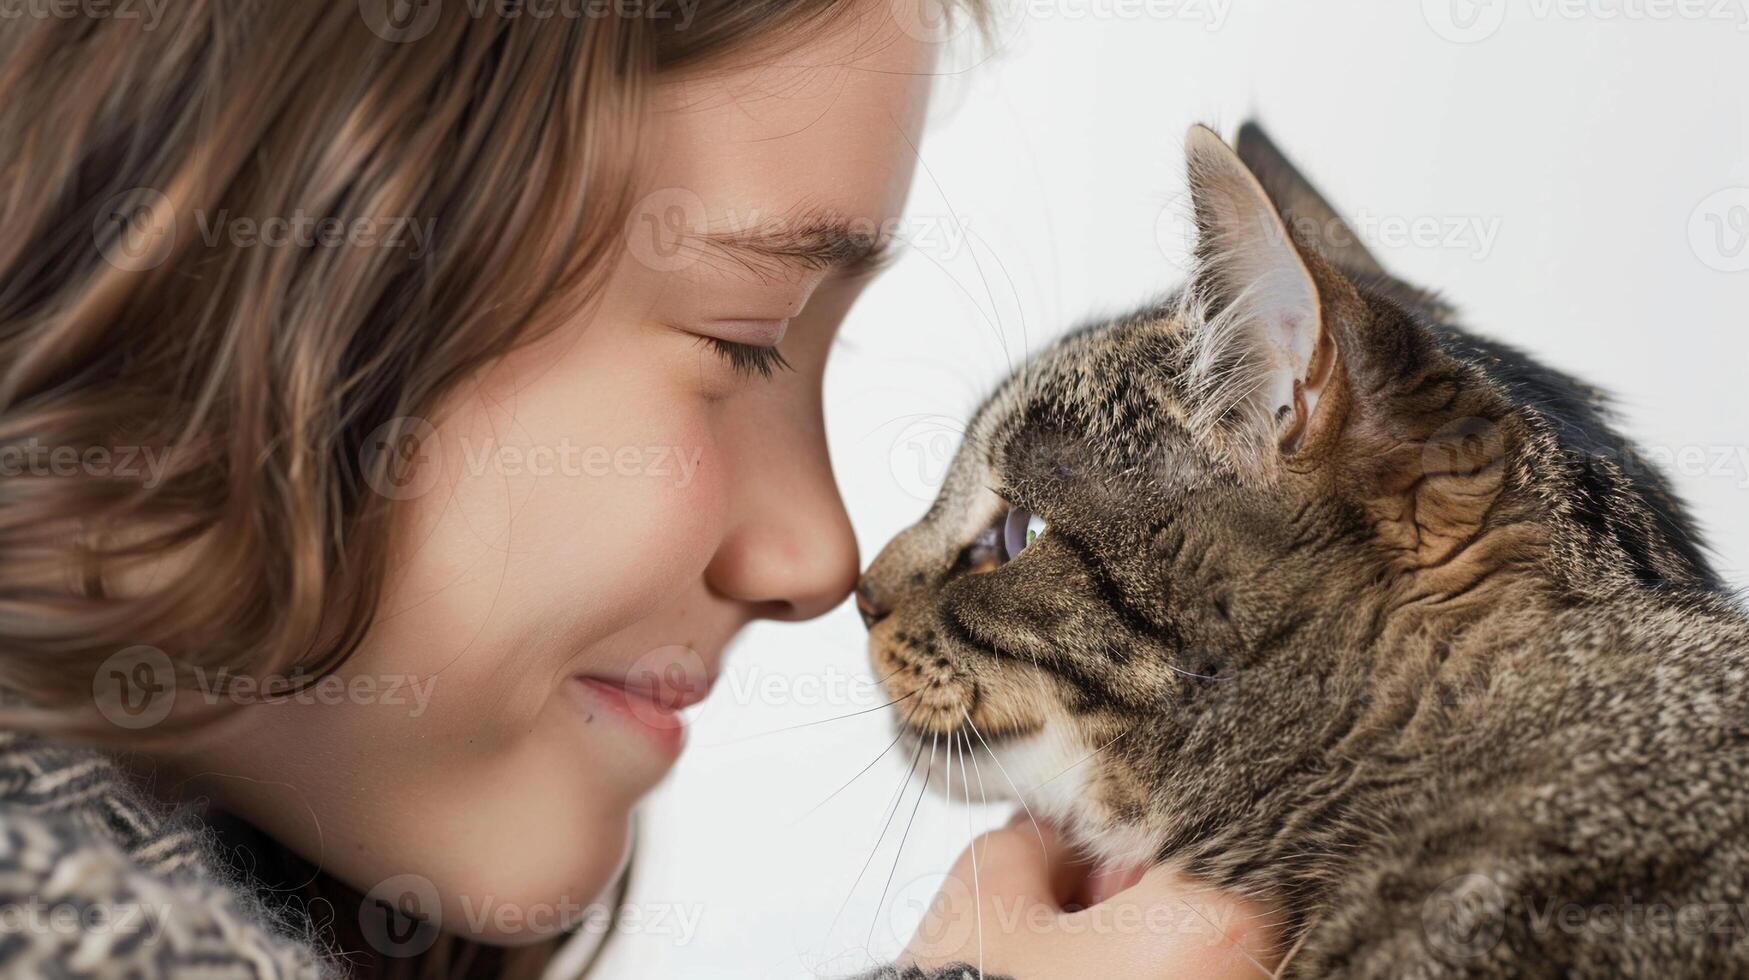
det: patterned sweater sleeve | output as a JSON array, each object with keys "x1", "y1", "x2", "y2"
[
  {"x1": 851, "y1": 964, "x2": 1016, "y2": 979},
  {"x1": 0, "y1": 732, "x2": 336, "y2": 978}
]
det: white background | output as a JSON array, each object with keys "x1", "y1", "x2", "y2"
[{"x1": 595, "y1": 2, "x2": 1749, "y2": 976}]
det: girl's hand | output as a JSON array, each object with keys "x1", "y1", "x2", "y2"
[{"x1": 898, "y1": 817, "x2": 1283, "y2": 979}]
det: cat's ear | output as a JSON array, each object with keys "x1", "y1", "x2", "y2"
[
  {"x1": 1182, "y1": 124, "x2": 1344, "y2": 462},
  {"x1": 1234, "y1": 122, "x2": 1385, "y2": 280}
]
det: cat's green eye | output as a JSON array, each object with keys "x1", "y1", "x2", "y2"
[{"x1": 1002, "y1": 506, "x2": 1048, "y2": 561}]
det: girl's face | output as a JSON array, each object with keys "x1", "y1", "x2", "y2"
[{"x1": 155, "y1": 14, "x2": 935, "y2": 944}]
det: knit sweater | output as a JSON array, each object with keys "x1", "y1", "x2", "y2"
[
  {"x1": 0, "y1": 731, "x2": 1010, "y2": 980},
  {"x1": 0, "y1": 730, "x2": 335, "y2": 977}
]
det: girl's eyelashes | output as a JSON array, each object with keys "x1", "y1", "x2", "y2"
[{"x1": 696, "y1": 335, "x2": 793, "y2": 379}]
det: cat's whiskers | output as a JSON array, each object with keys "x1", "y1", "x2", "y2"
[
  {"x1": 955, "y1": 730, "x2": 987, "y2": 980},
  {"x1": 701, "y1": 690, "x2": 915, "y2": 749},
  {"x1": 891, "y1": 127, "x2": 1031, "y2": 394},
  {"x1": 1167, "y1": 663, "x2": 1224, "y2": 681},
  {"x1": 793, "y1": 696, "x2": 922, "y2": 826},
  {"x1": 962, "y1": 708, "x2": 1047, "y2": 855},
  {"x1": 867, "y1": 732, "x2": 937, "y2": 954},
  {"x1": 1174, "y1": 894, "x2": 1278, "y2": 979},
  {"x1": 825, "y1": 733, "x2": 926, "y2": 960}
]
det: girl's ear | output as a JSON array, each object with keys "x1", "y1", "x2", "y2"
[{"x1": 1181, "y1": 124, "x2": 1343, "y2": 464}]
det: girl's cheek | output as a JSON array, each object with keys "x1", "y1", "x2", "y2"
[{"x1": 543, "y1": 419, "x2": 727, "y2": 607}]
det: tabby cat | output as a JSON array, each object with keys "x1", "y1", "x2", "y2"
[{"x1": 858, "y1": 123, "x2": 1749, "y2": 978}]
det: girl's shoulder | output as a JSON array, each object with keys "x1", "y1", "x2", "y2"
[{"x1": 0, "y1": 730, "x2": 335, "y2": 978}]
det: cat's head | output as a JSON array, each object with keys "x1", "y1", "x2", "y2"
[{"x1": 858, "y1": 123, "x2": 1715, "y2": 866}]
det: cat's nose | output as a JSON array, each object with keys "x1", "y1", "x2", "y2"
[{"x1": 854, "y1": 579, "x2": 890, "y2": 629}]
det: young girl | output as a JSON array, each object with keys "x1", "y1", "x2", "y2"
[{"x1": 0, "y1": 1, "x2": 1274, "y2": 976}]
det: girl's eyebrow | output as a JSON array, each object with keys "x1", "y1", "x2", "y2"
[{"x1": 691, "y1": 213, "x2": 895, "y2": 280}]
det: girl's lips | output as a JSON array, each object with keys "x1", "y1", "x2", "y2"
[{"x1": 572, "y1": 671, "x2": 715, "y2": 755}]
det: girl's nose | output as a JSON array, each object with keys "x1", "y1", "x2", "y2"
[{"x1": 705, "y1": 465, "x2": 859, "y2": 622}]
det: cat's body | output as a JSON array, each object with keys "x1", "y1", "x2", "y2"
[{"x1": 860, "y1": 124, "x2": 1749, "y2": 977}]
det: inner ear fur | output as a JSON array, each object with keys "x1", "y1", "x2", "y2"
[{"x1": 1181, "y1": 124, "x2": 1362, "y2": 465}]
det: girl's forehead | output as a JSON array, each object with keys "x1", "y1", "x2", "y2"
[{"x1": 643, "y1": 14, "x2": 936, "y2": 226}]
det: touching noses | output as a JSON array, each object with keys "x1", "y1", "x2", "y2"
[
  {"x1": 704, "y1": 432, "x2": 860, "y2": 623},
  {"x1": 854, "y1": 580, "x2": 890, "y2": 629}
]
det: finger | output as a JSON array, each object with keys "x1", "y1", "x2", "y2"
[
  {"x1": 959, "y1": 816, "x2": 1084, "y2": 906},
  {"x1": 903, "y1": 824, "x2": 1070, "y2": 969},
  {"x1": 1090, "y1": 866, "x2": 1287, "y2": 976}
]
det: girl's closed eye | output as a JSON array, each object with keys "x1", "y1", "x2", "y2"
[
  {"x1": 693, "y1": 316, "x2": 794, "y2": 379},
  {"x1": 696, "y1": 335, "x2": 793, "y2": 379}
]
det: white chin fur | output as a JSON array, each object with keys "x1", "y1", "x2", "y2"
[{"x1": 983, "y1": 722, "x2": 1162, "y2": 871}]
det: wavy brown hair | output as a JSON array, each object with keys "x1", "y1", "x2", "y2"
[{"x1": 0, "y1": 0, "x2": 981, "y2": 977}]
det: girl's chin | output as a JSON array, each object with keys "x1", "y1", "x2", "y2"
[{"x1": 437, "y1": 812, "x2": 635, "y2": 946}]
